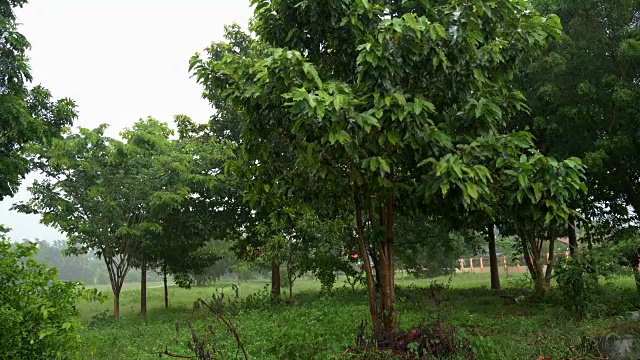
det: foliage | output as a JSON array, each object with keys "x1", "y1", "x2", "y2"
[
  {"x1": 0, "y1": 0, "x2": 77, "y2": 201},
  {"x1": 187, "y1": 240, "x2": 239, "y2": 286},
  {"x1": 0, "y1": 238, "x2": 99, "y2": 359},
  {"x1": 154, "y1": 116, "x2": 241, "y2": 289},
  {"x1": 394, "y1": 219, "x2": 484, "y2": 278},
  {"x1": 497, "y1": 152, "x2": 587, "y2": 293},
  {"x1": 16, "y1": 117, "x2": 238, "y2": 316},
  {"x1": 15, "y1": 125, "x2": 141, "y2": 319},
  {"x1": 517, "y1": 0, "x2": 640, "y2": 255},
  {"x1": 76, "y1": 273, "x2": 640, "y2": 360},
  {"x1": 191, "y1": 0, "x2": 565, "y2": 336},
  {"x1": 554, "y1": 250, "x2": 621, "y2": 318}
]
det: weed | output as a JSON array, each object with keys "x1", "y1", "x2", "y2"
[{"x1": 76, "y1": 273, "x2": 639, "y2": 360}]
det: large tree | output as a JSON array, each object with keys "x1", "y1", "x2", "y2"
[
  {"x1": 16, "y1": 126, "x2": 140, "y2": 319},
  {"x1": 0, "y1": 0, "x2": 76, "y2": 201},
  {"x1": 192, "y1": 0, "x2": 565, "y2": 337},
  {"x1": 518, "y1": 0, "x2": 640, "y2": 240}
]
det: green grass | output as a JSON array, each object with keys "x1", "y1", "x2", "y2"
[{"x1": 77, "y1": 272, "x2": 640, "y2": 359}]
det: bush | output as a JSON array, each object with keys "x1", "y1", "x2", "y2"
[
  {"x1": 554, "y1": 250, "x2": 622, "y2": 318},
  {"x1": 0, "y1": 239, "x2": 99, "y2": 359}
]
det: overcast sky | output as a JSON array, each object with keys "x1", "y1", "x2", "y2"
[{"x1": 0, "y1": 0, "x2": 253, "y2": 242}]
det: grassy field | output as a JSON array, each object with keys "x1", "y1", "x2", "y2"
[{"x1": 77, "y1": 272, "x2": 640, "y2": 359}]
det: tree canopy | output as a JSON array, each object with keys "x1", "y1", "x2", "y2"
[
  {"x1": 0, "y1": 0, "x2": 76, "y2": 201},
  {"x1": 190, "y1": 0, "x2": 581, "y2": 337}
]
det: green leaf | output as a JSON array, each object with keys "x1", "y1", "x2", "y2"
[
  {"x1": 387, "y1": 131, "x2": 399, "y2": 145},
  {"x1": 452, "y1": 162, "x2": 463, "y2": 178},
  {"x1": 379, "y1": 158, "x2": 391, "y2": 173},
  {"x1": 517, "y1": 174, "x2": 527, "y2": 188},
  {"x1": 333, "y1": 94, "x2": 344, "y2": 110},
  {"x1": 393, "y1": 93, "x2": 407, "y2": 105},
  {"x1": 440, "y1": 182, "x2": 450, "y2": 196},
  {"x1": 329, "y1": 129, "x2": 352, "y2": 144},
  {"x1": 418, "y1": 157, "x2": 436, "y2": 167},
  {"x1": 369, "y1": 157, "x2": 379, "y2": 171},
  {"x1": 429, "y1": 23, "x2": 446, "y2": 40},
  {"x1": 546, "y1": 14, "x2": 562, "y2": 31},
  {"x1": 545, "y1": 212, "x2": 554, "y2": 226},
  {"x1": 466, "y1": 182, "x2": 479, "y2": 199},
  {"x1": 532, "y1": 183, "x2": 542, "y2": 202},
  {"x1": 38, "y1": 328, "x2": 55, "y2": 340}
]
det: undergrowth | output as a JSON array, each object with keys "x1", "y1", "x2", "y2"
[{"x1": 78, "y1": 273, "x2": 639, "y2": 359}]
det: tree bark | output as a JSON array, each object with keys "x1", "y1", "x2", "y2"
[
  {"x1": 377, "y1": 195, "x2": 397, "y2": 337},
  {"x1": 634, "y1": 266, "x2": 640, "y2": 296},
  {"x1": 271, "y1": 261, "x2": 281, "y2": 302},
  {"x1": 568, "y1": 217, "x2": 578, "y2": 255},
  {"x1": 163, "y1": 259, "x2": 169, "y2": 309},
  {"x1": 288, "y1": 268, "x2": 294, "y2": 305},
  {"x1": 354, "y1": 187, "x2": 381, "y2": 337},
  {"x1": 113, "y1": 291, "x2": 120, "y2": 320},
  {"x1": 141, "y1": 254, "x2": 147, "y2": 319},
  {"x1": 369, "y1": 248, "x2": 382, "y2": 294},
  {"x1": 544, "y1": 237, "x2": 556, "y2": 286},
  {"x1": 632, "y1": 257, "x2": 640, "y2": 296},
  {"x1": 488, "y1": 224, "x2": 500, "y2": 290},
  {"x1": 520, "y1": 230, "x2": 548, "y2": 294},
  {"x1": 104, "y1": 254, "x2": 128, "y2": 321}
]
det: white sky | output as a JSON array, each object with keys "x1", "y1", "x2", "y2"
[{"x1": 0, "y1": 0, "x2": 253, "y2": 242}]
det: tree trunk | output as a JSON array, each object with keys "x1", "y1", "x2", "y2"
[
  {"x1": 288, "y1": 270, "x2": 293, "y2": 305},
  {"x1": 568, "y1": 217, "x2": 578, "y2": 255},
  {"x1": 369, "y1": 248, "x2": 382, "y2": 294},
  {"x1": 520, "y1": 231, "x2": 548, "y2": 294},
  {"x1": 163, "y1": 259, "x2": 169, "y2": 309},
  {"x1": 271, "y1": 261, "x2": 281, "y2": 302},
  {"x1": 378, "y1": 241, "x2": 396, "y2": 336},
  {"x1": 113, "y1": 291, "x2": 120, "y2": 320},
  {"x1": 544, "y1": 237, "x2": 556, "y2": 287},
  {"x1": 533, "y1": 270, "x2": 548, "y2": 294},
  {"x1": 104, "y1": 255, "x2": 128, "y2": 321},
  {"x1": 634, "y1": 266, "x2": 640, "y2": 296},
  {"x1": 377, "y1": 195, "x2": 397, "y2": 337},
  {"x1": 488, "y1": 224, "x2": 500, "y2": 290},
  {"x1": 354, "y1": 187, "x2": 381, "y2": 337},
  {"x1": 631, "y1": 256, "x2": 640, "y2": 296},
  {"x1": 141, "y1": 254, "x2": 147, "y2": 319}
]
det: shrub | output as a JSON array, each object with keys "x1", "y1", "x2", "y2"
[
  {"x1": 0, "y1": 239, "x2": 99, "y2": 359},
  {"x1": 554, "y1": 250, "x2": 622, "y2": 318}
]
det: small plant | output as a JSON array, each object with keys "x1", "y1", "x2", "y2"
[
  {"x1": 164, "y1": 298, "x2": 248, "y2": 360},
  {"x1": 243, "y1": 284, "x2": 272, "y2": 309},
  {"x1": 554, "y1": 251, "x2": 617, "y2": 318},
  {"x1": 0, "y1": 239, "x2": 101, "y2": 359},
  {"x1": 350, "y1": 317, "x2": 474, "y2": 359},
  {"x1": 425, "y1": 280, "x2": 450, "y2": 307},
  {"x1": 344, "y1": 268, "x2": 365, "y2": 292}
]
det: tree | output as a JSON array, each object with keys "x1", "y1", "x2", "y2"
[
  {"x1": 393, "y1": 217, "x2": 481, "y2": 278},
  {"x1": 16, "y1": 126, "x2": 145, "y2": 320},
  {"x1": 517, "y1": 0, "x2": 640, "y2": 251},
  {"x1": 192, "y1": 0, "x2": 562, "y2": 337},
  {"x1": 171, "y1": 116, "x2": 252, "y2": 292},
  {"x1": 118, "y1": 118, "x2": 183, "y2": 317},
  {"x1": 0, "y1": 238, "x2": 97, "y2": 359},
  {"x1": 256, "y1": 205, "x2": 355, "y2": 303},
  {"x1": 0, "y1": 0, "x2": 76, "y2": 201},
  {"x1": 487, "y1": 224, "x2": 500, "y2": 289},
  {"x1": 498, "y1": 152, "x2": 587, "y2": 294}
]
